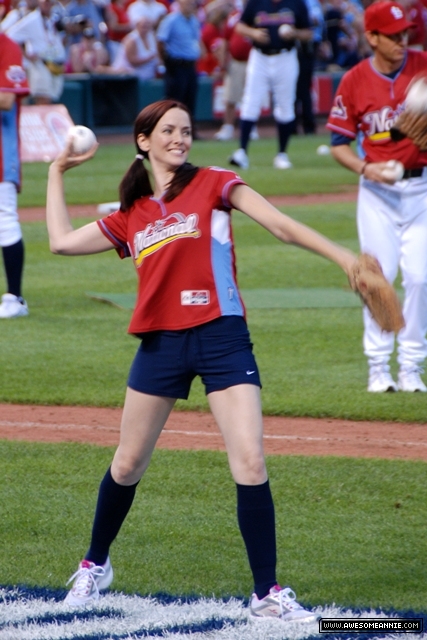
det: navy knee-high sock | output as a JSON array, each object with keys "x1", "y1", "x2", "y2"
[
  {"x1": 86, "y1": 467, "x2": 139, "y2": 566},
  {"x1": 239, "y1": 119, "x2": 256, "y2": 151},
  {"x1": 2, "y1": 239, "x2": 24, "y2": 298},
  {"x1": 277, "y1": 120, "x2": 296, "y2": 153},
  {"x1": 236, "y1": 480, "x2": 277, "y2": 600}
]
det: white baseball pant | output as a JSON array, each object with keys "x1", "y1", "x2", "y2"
[
  {"x1": 240, "y1": 47, "x2": 299, "y2": 123},
  {"x1": 357, "y1": 171, "x2": 427, "y2": 369},
  {"x1": 0, "y1": 181, "x2": 22, "y2": 247}
]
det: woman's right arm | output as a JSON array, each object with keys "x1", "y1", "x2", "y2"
[{"x1": 47, "y1": 142, "x2": 116, "y2": 256}]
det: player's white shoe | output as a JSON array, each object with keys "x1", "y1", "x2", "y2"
[
  {"x1": 273, "y1": 153, "x2": 293, "y2": 169},
  {"x1": 398, "y1": 367, "x2": 427, "y2": 392},
  {"x1": 250, "y1": 126, "x2": 260, "y2": 140},
  {"x1": 368, "y1": 365, "x2": 397, "y2": 392},
  {"x1": 0, "y1": 293, "x2": 28, "y2": 318},
  {"x1": 64, "y1": 557, "x2": 113, "y2": 607},
  {"x1": 214, "y1": 124, "x2": 234, "y2": 140},
  {"x1": 250, "y1": 585, "x2": 318, "y2": 622},
  {"x1": 229, "y1": 148, "x2": 249, "y2": 169}
]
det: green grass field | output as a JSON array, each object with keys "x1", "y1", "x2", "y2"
[
  {"x1": 4, "y1": 134, "x2": 424, "y2": 420},
  {"x1": 1, "y1": 133, "x2": 425, "y2": 615},
  {"x1": 2, "y1": 440, "x2": 426, "y2": 611}
]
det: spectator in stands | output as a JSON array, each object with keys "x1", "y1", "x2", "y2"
[
  {"x1": 1, "y1": 0, "x2": 27, "y2": 30},
  {"x1": 294, "y1": 0, "x2": 323, "y2": 134},
  {"x1": 127, "y1": 0, "x2": 167, "y2": 29},
  {"x1": 111, "y1": 15, "x2": 159, "y2": 77},
  {"x1": 156, "y1": 0, "x2": 201, "y2": 119},
  {"x1": 5, "y1": 0, "x2": 66, "y2": 103},
  {"x1": 323, "y1": 0, "x2": 360, "y2": 69},
  {"x1": 197, "y1": 0, "x2": 232, "y2": 76},
  {"x1": 64, "y1": 0, "x2": 104, "y2": 45},
  {"x1": 400, "y1": 0, "x2": 426, "y2": 48},
  {"x1": 105, "y1": 0, "x2": 132, "y2": 62},
  {"x1": 213, "y1": 2, "x2": 260, "y2": 141},
  {"x1": 68, "y1": 25, "x2": 109, "y2": 71}
]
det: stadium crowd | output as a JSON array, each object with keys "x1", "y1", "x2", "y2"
[{"x1": 1, "y1": 0, "x2": 426, "y2": 109}]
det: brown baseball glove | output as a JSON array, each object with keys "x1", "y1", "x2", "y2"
[
  {"x1": 390, "y1": 110, "x2": 427, "y2": 150},
  {"x1": 352, "y1": 254, "x2": 405, "y2": 333}
]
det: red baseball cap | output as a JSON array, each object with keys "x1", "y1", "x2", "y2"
[{"x1": 364, "y1": 1, "x2": 416, "y2": 34}]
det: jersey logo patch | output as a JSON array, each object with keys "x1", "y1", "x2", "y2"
[
  {"x1": 363, "y1": 106, "x2": 400, "y2": 140},
  {"x1": 181, "y1": 290, "x2": 210, "y2": 305},
  {"x1": 330, "y1": 95, "x2": 347, "y2": 120},
  {"x1": 133, "y1": 213, "x2": 200, "y2": 267},
  {"x1": 6, "y1": 65, "x2": 27, "y2": 85}
]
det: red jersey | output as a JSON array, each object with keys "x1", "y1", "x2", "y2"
[
  {"x1": 0, "y1": 33, "x2": 29, "y2": 190},
  {"x1": 107, "y1": 3, "x2": 131, "y2": 42},
  {"x1": 327, "y1": 50, "x2": 427, "y2": 168},
  {"x1": 224, "y1": 11, "x2": 252, "y2": 61},
  {"x1": 197, "y1": 22, "x2": 225, "y2": 75},
  {"x1": 97, "y1": 167, "x2": 246, "y2": 334}
]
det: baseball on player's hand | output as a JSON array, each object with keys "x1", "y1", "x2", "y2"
[
  {"x1": 278, "y1": 24, "x2": 293, "y2": 38},
  {"x1": 68, "y1": 125, "x2": 97, "y2": 155},
  {"x1": 405, "y1": 76, "x2": 427, "y2": 113},
  {"x1": 380, "y1": 159, "x2": 405, "y2": 182}
]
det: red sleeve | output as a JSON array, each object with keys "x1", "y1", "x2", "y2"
[
  {"x1": 97, "y1": 209, "x2": 132, "y2": 259},
  {"x1": 0, "y1": 34, "x2": 29, "y2": 94},
  {"x1": 326, "y1": 71, "x2": 358, "y2": 140},
  {"x1": 209, "y1": 167, "x2": 247, "y2": 208}
]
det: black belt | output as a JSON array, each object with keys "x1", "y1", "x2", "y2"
[
  {"x1": 167, "y1": 58, "x2": 196, "y2": 67},
  {"x1": 255, "y1": 47, "x2": 291, "y2": 56},
  {"x1": 403, "y1": 168, "x2": 424, "y2": 179}
]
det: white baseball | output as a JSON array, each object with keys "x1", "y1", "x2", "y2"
[
  {"x1": 68, "y1": 125, "x2": 97, "y2": 155},
  {"x1": 278, "y1": 24, "x2": 293, "y2": 38},
  {"x1": 405, "y1": 76, "x2": 427, "y2": 114},
  {"x1": 380, "y1": 159, "x2": 405, "y2": 182},
  {"x1": 317, "y1": 144, "x2": 330, "y2": 156}
]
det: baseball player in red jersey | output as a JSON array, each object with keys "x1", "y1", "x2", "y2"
[
  {"x1": 46, "y1": 99, "x2": 357, "y2": 616},
  {"x1": 0, "y1": 33, "x2": 30, "y2": 319},
  {"x1": 327, "y1": 1, "x2": 427, "y2": 392}
]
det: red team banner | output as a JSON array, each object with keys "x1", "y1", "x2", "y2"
[{"x1": 19, "y1": 104, "x2": 74, "y2": 163}]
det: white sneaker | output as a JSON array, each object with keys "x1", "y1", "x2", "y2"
[
  {"x1": 398, "y1": 367, "x2": 427, "y2": 392},
  {"x1": 0, "y1": 293, "x2": 28, "y2": 318},
  {"x1": 368, "y1": 365, "x2": 397, "y2": 393},
  {"x1": 273, "y1": 153, "x2": 293, "y2": 169},
  {"x1": 250, "y1": 126, "x2": 260, "y2": 141},
  {"x1": 228, "y1": 148, "x2": 249, "y2": 169},
  {"x1": 250, "y1": 585, "x2": 318, "y2": 622},
  {"x1": 64, "y1": 557, "x2": 113, "y2": 607},
  {"x1": 214, "y1": 124, "x2": 234, "y2": 141}
]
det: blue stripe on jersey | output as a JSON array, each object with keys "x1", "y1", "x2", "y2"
[
  {"x1": 1, "y1": 102, "x2": 20, "y2": 186},
  {"x1": 211, "y1": 237, "x2": 244, "y2": 316},
  {"x1": 210, "y1": 209, "x2": 243, "y2": 316}
]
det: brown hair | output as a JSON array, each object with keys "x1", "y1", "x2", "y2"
[{"x1": 119, "y1": 100, "x2": 199, "y2": 211}]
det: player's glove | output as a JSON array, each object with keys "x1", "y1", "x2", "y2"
[
  {"x1": 351, "y1": 254, "x2": 405, "y2": 333},
  {"x1": 390, "y1": 111, "x2": 427, "y2": 150}
]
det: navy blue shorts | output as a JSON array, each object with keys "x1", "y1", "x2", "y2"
[{"x1": 128, "y1": 315, "x2": 261, "y2": 399}]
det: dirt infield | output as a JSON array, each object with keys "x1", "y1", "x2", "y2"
[
  {"x1": 13, "y1": 187, "x2": 426, "y2": 463},
  {"x1": 1, "y1": 403, "x2": 426, "y2": 462}
]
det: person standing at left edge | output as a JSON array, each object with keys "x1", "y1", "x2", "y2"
[{"x1": 0, "y1": 31, "x2": 30, "y2": 319}]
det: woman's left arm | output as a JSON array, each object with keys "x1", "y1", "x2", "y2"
[{"x1": 230, "y1": 184, "x2": 358, "y2": 284}]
